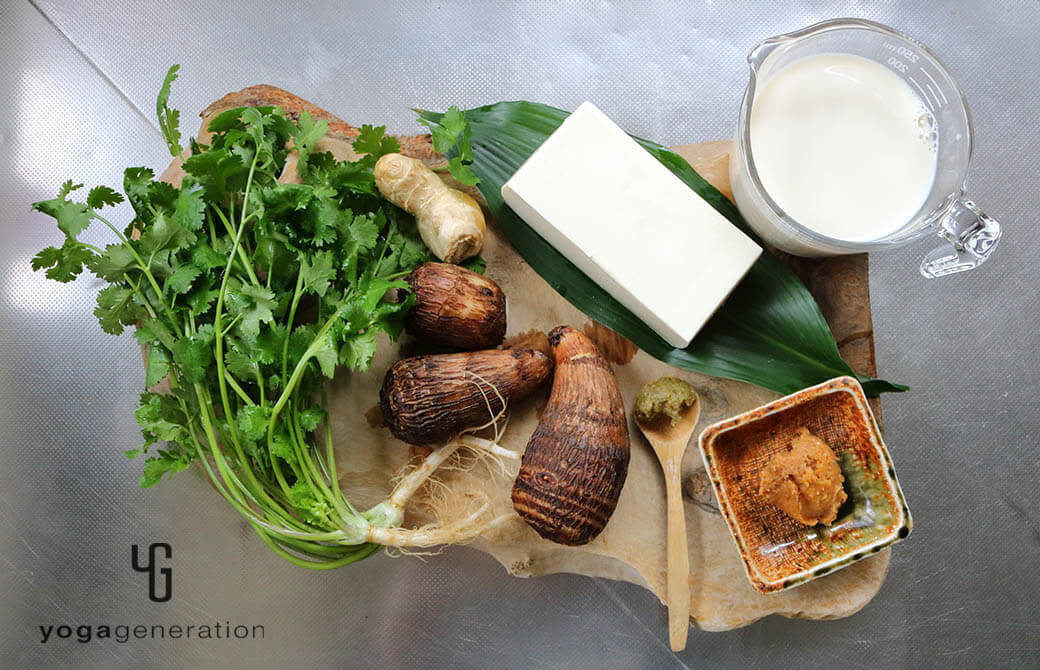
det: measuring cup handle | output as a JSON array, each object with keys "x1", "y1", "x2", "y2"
[{"x1": 919, "y1": 197, "x2": 1002, "y2": 278}]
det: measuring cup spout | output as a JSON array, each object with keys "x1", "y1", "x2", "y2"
[
  {"x1": 920, "y1": 197, "x2": 1002, "y2": 277},
  {"x1": 746, "y1": 37, "x2": 784, "y2": 76}
]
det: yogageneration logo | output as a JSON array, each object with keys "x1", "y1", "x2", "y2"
[
  {"x1": 37, "y1": 542, "x2": 266, "y2": 645},
  {"x1": 131, "y1": 542, "x2": 172, "y2": 603}
]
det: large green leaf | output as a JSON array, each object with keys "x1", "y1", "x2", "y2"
[{"x1": 417, "y1": 102, "x2": 906, "y2": 396}]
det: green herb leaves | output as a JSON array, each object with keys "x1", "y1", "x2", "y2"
[
  {"x1": 416, "y1": 102, "x2": 905, "y2": 396},
  {"x1": 353, "y1": 124, "x2": 401, "y2": 166},
  {"x1": 31, "y1": 67, "x2": 431, "y2": 569},
  {"x1": 157, "y1": 65, "x2": 183, "y2": 157},
  {"x1": 418, "y1": 106, "x2": 480, "y2": 186}
]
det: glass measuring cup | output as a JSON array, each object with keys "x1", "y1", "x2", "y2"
[{"x1": 729, "y1": 19, "x2": 1002, "y2": 277}]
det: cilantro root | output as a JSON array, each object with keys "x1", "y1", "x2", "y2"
[{"x1": 29, "y1": 66, "x2": 500, "y2": 568}]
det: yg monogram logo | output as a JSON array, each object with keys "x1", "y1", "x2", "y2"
[{"x1": 131, "y1": 543, "x2": 172, "y2": 602}]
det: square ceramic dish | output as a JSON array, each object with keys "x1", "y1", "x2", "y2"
[{"x1": 698, "y1": 376, "x2": 912, "y2": 593}]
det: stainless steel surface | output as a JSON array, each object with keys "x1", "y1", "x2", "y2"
[{"x1": 1, "y1": 1, "x2": 1036, "y2": 667}]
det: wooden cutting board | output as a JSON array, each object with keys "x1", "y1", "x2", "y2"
[{"x1": 167, "y1": 87, "x2": 890, "y2": 632}]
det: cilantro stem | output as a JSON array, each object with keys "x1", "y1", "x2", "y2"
[
  {"x1": 183, "y1": 386, "x2": 308, "y2": 532},
  {"x1": 192, "y1": 383, "x2": 252, "y2": 509},
  {"x1": 269, "y1": 297, "x2": 346, "y2": 427},
  {"x1": 210, "y1": 204, "x2": 261, "y2": 286},
  {"x1": 219, "y1": 313, "x2": 242, "y2": 338},
  {"x1": 125, "y1": 275, "x2": 161, "y2": 324},
  {"x1": 255, "y1": 369, "x2": 266, "y2": 405},
  {"x1": 223, "y1": 371, "x2": 255, "y2": 406},
  {"x1": 281, "y1": 268, "x2": 305, "y2": 383},
  {"x1": 321, "y1": 384, "x2": 356, "y2": 518},
  {"x1": 212, "y1": 149, "x2": 259, "y2": 447},
  {"x1": 289, "y1": 397, "x2": 349, "y2": 525},
  {"x1": 191, "y1": 383, "x2": 309, "y2": 531}
]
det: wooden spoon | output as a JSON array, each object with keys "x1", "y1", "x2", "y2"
[{"x1": 633, "y1": 379, "x2": 701, "y2": 652}]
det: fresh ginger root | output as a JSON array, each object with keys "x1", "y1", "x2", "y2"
[{"x1": 374, "y1": 153, "x2": 485, "y2": 263}]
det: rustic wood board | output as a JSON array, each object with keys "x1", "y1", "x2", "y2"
[{"x1": 165, "y1": 87, "x2": 890, "y2": 632}]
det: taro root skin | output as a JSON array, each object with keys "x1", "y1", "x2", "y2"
[
  {"x1": 380, "y1": 348, "x2": 553, "y2": 445},
  {"x1": 406, "y1": 263, "x2": 507, "y2": 350},
  {"x1": 511, "y1": 326, "x2": 630, "y2": 546}
]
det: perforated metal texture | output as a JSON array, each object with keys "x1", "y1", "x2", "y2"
[{"x1": 2, "y1": 1, "x2": 1037, "y2": 668}]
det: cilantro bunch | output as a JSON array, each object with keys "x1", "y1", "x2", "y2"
[{"x1": 32, "y1": 67, "x2": 430, "y2": 567}]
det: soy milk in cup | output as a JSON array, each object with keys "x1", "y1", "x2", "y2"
[{"x1": 730, "y1": 19, "x2": 1002, "y2": 278}]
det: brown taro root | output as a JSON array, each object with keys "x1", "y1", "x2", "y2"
[
  {"x1": 380, "y1": 349, "x2": 553, "y2": 445},
  {"x1": 511, "y1": 326, "x2": 630, "y2": 546},
  {"x1": 406, "y1": 263, "x2": 506, "y2": 350}
]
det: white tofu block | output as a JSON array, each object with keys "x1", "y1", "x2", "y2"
[{"x1": 501, "y1": 101, "x2": 762, "y2": 349}]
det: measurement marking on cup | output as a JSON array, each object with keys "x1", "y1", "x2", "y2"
[
  {"x1": 924, "y1": 83, "x2": 941, "y2": 110},
  {"x1": 920, "y1": 67, "x2": 948, "y2": 105},
  {"x1": 908, "y1": 77, "x2": 936, "y2": 112}
]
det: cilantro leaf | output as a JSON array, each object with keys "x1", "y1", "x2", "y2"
[
  {"x1": 459, "y1": 254, "x2": 486, "y2": 274},
  {"x1": 183, "y1": 149, "x2": 245, "y2": 202},
  {"x1": 190, "y1": 241, "x2": 226, "y2": 270},
  {"x1": 88, "y1": 244, "x2": 137, "y2": 281},
  {"x1": 236, "y1": 404, "x2": 272, "y2": 441},
  {"x1": 31, "y1": 189, "x2": 94, "y2": 239},
  {"x1": 270, "y1": 427, "x2": 296, "y2": 463},
  {"x1": 135, "y1": 392, "x2": 188, "y2": 444},
  {"x1": 94, "y1": 285, "x2": 144, "y2": 335},
  {"x1": 352, "y1": 124, "x2": 400, "y2": 167},
  {"x1": 58, "y1": 180, "x2": 83, "y2": 199},
  {"x1": 172, "y1": 325, "x2": 215, "y2": 383},
  {"x1": 291, "y1": 111, "x2": 328, "y2": 177},
  {"x1": 134, "y1": 317, "x2": 177, "y2": 351},
  {"x1": 156, "y1": 64, "x2": 182, "y2": 157},
  {"x1": 144, "y1": 344, "x2": 172, "y2": 387},
  {"x1": 225, "y1": 347, "x2": 259, "y2": 381},
  {"x1": 225, "y1": 282, "x2": 277, "y2": 336},
  {"x1": 123, "y1": 167, "x2": 155, "y2": 219},
  {"x1": 87, "y1": 185, "x2": 124, "y2": 209},
  {"x1": 339, "y1": 330, "x2": 378, "y2": 372},
  {"x1": 446, "y1": 156, "x2": 480, "y2": 186},
  {"x1": 172, "y1": 185, "x2": 206, "y2": 231},
  {"x1": 31, "y1": 239, "x2": 96, "y2": 282},
  {"x1": 139, "y1": 212, "x2": 196, "y2": 256},
  {"x1": 287, "y1": 479, "x2": 332, "y2": 525},
  {"x1": 300, "y1": 250, "x2": 335, "y2": 297},
  {"x1": 167, "y1": 263, "x2": 202, "y2": 294},
  {"x1": 140, "y1": 447, "x2": 193, "y2": 488},
  {"x1": 298, "y1": 406, "x2": 326, "y2": 432},
  {"x1": 417, "y1": 106, "x2": 480, "y2": 186}
]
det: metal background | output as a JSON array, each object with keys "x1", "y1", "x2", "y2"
[{"x1": 2, "y1": 1, "x2": 1037, "y2": 668}]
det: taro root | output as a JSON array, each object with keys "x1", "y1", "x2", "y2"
[
  {"x1": 405, "y1": 262, "x2": 507, "y2": 350},
  {"x1": 380, "y1": 349, "x2": 552, "y2": 445},
  {"x1": 511, "y1": 326, "x2": 630, "y2": 546}
]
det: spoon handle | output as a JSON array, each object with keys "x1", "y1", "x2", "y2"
[{"x1": 664, "y1": 458, "x2": 691, "y2": 651}]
